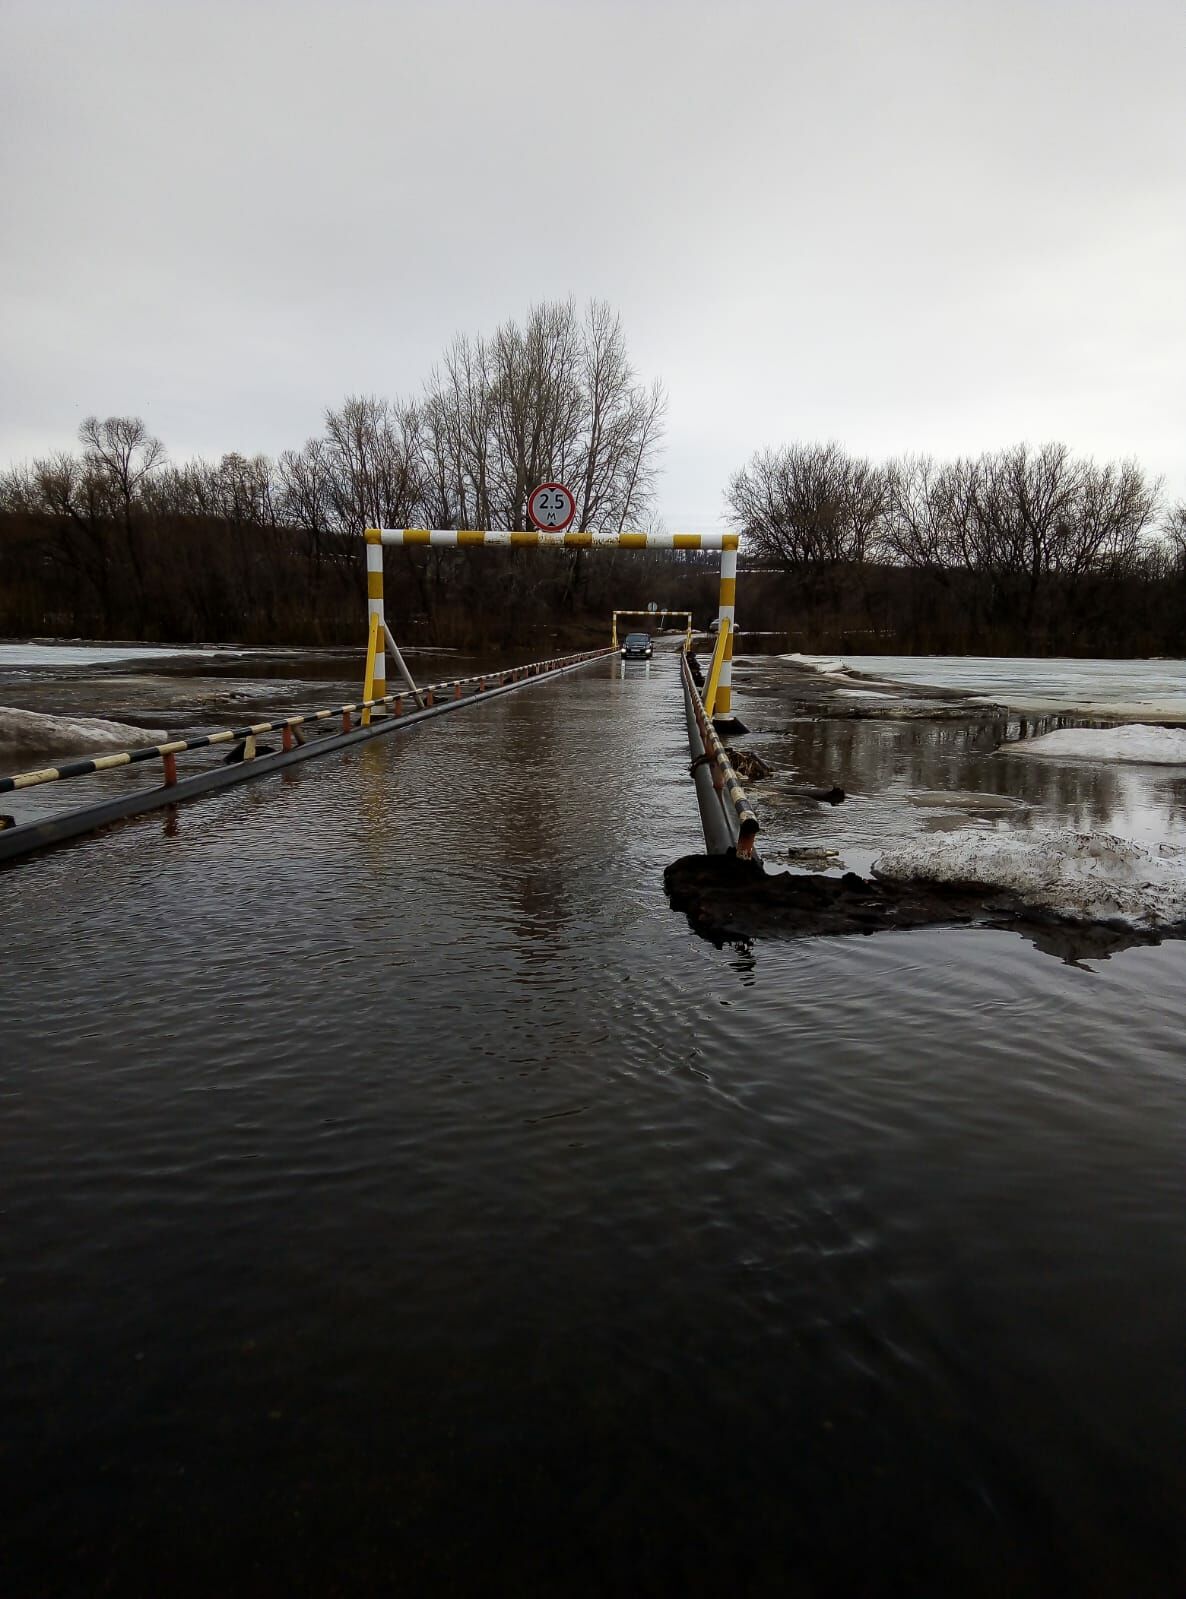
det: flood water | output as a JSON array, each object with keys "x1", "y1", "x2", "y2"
[
  {"x1": 4, "y1": 651, "x2": 1186, "y2": 1595},
  {"x1": 731, "y1": 655, "x2": 1186, "y2": 877}
]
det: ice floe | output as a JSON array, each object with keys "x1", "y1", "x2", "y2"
[
  {"x1": 1009, "y1": 724, "x2": 1186, "y2": 765},
  {"x1": 874, "y1": 828, "x2": 1186, "y2": 929},
  {"x1": 0, "y1": 706, "x2": 167, "y2": 765},
  {"x1": 780, "y1": 653, "x2": 849, "y2": 674},
  {"x1": 908, "y1": 791, "x2": 1027, "y2": 812},
  {"x1": 0, "y1": 643, "x2": 224, "y2": 669}
]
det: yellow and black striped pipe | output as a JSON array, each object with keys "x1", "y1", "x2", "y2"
[{"x1": 367, "y1": 528, "x2": 739, "y2": 550}]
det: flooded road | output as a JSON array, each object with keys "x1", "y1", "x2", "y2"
[{"x1": 4, "y1": 653, "x2": 1186, "y2": 1595}]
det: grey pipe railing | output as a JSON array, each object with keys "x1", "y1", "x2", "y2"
[{"x1": 680, "y1": 651, "x2": 759, "y2": 858}]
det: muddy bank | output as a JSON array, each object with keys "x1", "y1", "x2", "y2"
[
  {"x1": 805, "y1": 699, "x2": 1012, "y2": 721},
  {"x1": 663, "y1": 852, "x2": 1185, "y2": 961}
]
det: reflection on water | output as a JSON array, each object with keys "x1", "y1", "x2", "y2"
[{"x1": 3, "y1": 655, "x2": 1186, "y2": 1594}]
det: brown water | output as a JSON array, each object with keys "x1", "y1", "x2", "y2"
[{"x1": 3, "y1": 653, "x2": 1186, "y2": 1595}]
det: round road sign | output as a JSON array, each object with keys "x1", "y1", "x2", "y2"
[{"x1": 527, "y1": 482, "x2": 576, "y2": 532}]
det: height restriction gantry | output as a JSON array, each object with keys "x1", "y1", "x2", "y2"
[{"x1": 363, "y1": 527, "x2": 742, "y2": 713}]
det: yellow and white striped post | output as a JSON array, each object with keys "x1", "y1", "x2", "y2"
[
  {"x1": 716, "y1": 544, "x2": 737, "y2": 714},
  {"x1": 364, "y1": 527, "x2": 386, "y2": 701}
]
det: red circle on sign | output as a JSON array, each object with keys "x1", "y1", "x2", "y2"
[{"x1": 528, "y1": 482, "x2": 576, "y2": 532}]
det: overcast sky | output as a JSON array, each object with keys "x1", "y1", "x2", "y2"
[{"x1": 3, "y1": 0, "x2": 1183, "y2": 525}]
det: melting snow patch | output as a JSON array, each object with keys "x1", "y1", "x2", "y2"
[
  {"x1": 780, "y1": 653, "x2": 849, "y2": 675},
  {"x1": 0, "y1": 706, "x2": 167, "y2": 764},
  {"x1": 873, "y1": 828, "x2": 1186, "y2": 930},
  {"x1": 1010, "y1": 724, "x2": 1186, "y2": 764}
]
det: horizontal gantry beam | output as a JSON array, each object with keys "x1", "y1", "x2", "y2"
[{"x1": 365, "y1": 528, "x2": 739, "y2": 550}]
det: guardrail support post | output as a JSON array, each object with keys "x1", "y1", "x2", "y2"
[
  {"x1": 361, "y1": 611, "x2": 381, "y2": 726},
  {"x1": 704, "y1": 617, "x2": 731, "y2": 717},
  {"x1": 162, "y1": 753, "x2": 178, "y2": 786}
]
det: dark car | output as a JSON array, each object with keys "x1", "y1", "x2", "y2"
[{"x1": 621, "y1": 632, "x2": 653, "y2": 660}]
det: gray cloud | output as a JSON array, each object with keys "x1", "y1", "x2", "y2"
[{"x1": 3, "y1": 0, "x2": 1183, "y2": 522}]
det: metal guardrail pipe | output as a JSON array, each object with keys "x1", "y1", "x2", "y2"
[
  {"x1": 381, "y1": 621, "x2": 425, "y2": 709},
  {"x1": 680, "y1": 652, "x2": 759, "y2": 859},
  {"x1": 0, "y1": 648, "x2": 615, "y2": 863},
  {"x1": 0, "y1": 650, "x2": 611, "y2": 797},
  {"x1": 685, "y1": 677, "x2": 736, "y2": 856}
]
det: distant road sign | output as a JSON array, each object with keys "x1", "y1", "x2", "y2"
[
  {"x1": 527, "y1": 483, "x2": 576, "y2": 532},
  {"x1": 647, "y1": 601, "x2": 658, "y2": 612}
]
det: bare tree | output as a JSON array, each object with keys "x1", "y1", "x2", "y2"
[
  {"x1": 420, "y1": 334, "x2": 495, "y2": 528},
  {"x1": 320, "y1": 395, "x2": 421, "y2": 534},
  {"x1": 574, "y1": 301, "x2": 666, "y2": 532},
  {"x1": 1163, "y1": 502, "x2": 1186, "y2": 574},
  {"x1": 78, "y1": 415, "x2": 166, "y2": 509},
  {"x1": 727, "y1": 442, "x2": 889, "y2": 570},
  {"x1": 412, "y1": 300, "x2": 665, "y2": 536}
]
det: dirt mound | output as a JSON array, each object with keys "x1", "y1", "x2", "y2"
[{"x1": 663, "y1": 852, "x2": 1183, "y2": 961}]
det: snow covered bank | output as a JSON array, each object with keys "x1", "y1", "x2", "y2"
[
  {"x1": 874, "y1": 828, "x2": 1186, "y2": 930},
  {"x1": 1009, "y1": 724, "x2": 1186, "y2": 764},
  {"x1": 0, "y1": 707, "x2": 168, "y2": 765},
  {"x1": 0, "y1": 643, "x2": 225, "y2": 669}
]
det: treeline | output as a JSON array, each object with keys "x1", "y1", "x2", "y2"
[
  {"x1": 3, "y1": 296, "x2": 1183, "y2": 658},
  {"x1": 728, "y1": 442, "x2": 1186, "y2": 655},
  {"x1": 0, "y1": 300, "x2": 682, "y2": 648}
]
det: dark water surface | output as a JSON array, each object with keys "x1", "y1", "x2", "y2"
[{"x1": 3, "y1": 657, "x2": 1186, "y2": 1595}]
